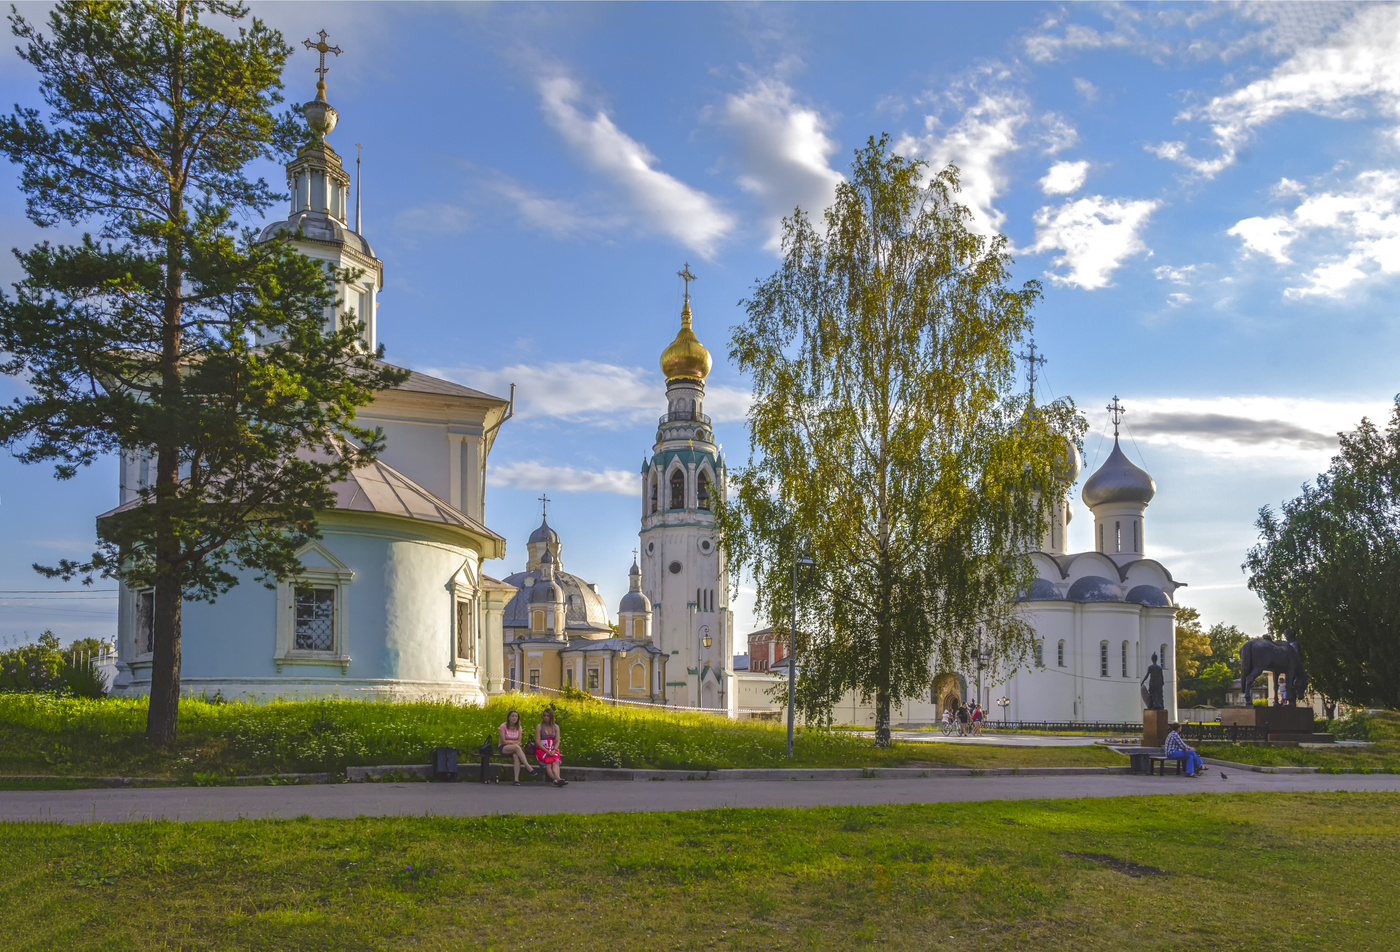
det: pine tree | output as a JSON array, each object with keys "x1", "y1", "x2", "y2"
[{"x1": 0, "y1": 1, "x2": 406, "y2": 745}]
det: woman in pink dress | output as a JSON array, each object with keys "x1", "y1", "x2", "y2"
[
  {"x1": 534, "y1": 707, "x2": 567, "y2": 787},
  {"x1": 497, "y1": 710, "x2": 535, "y2": 785}
]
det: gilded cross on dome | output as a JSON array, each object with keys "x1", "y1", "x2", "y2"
[
  {"x1": 1018, "y1": 338, "x2": 1047, "y2": 404},
  {"x1": 538, "y1": 493, "x2": 550, "y2": 517},
  {"x1": 1107, "y1": 395, "x2": 1126, "y2": 438},
  {"x1": 677, "y1": 263, "x2": 696, "y2": 301},
  {"x1": 303, "y1": 30, "x2": 342, "y2": 86}
]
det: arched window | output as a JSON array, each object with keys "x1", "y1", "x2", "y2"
[
  {"x1": 1098, "y1": 524, "x2": 1104, "y2": 552},
  {"x1": 697, "y1": 471, "x2": 712, "y2": 510},
  {"x1": 650, "y1": 475, "x2": 658, "y2": 514},
  {"x1": 1121, "y1": 640, "x2": 1129, "y2": 677},
  {"x1": 1133, "y1": 520, "x2": 1140, "y2": 552},
  {"x1": 630, "y1": 662, "x2": 646, "y2": 690},
  {"x1": 1160, "y1": 643, "x2": 1168, "y2": 668},
  {"x1": 1100, "y1": 641, "x2": 1109, "y2": 677},
  {"x1": 669, "y1": 469, "x2": 685, "y2": 510},
  {"x1": 1057, "y1": 640, "x2": 1066, "y2": 667},
  {"x1": 1115, "y1": 521, "x2": 1122, "y2": 553},
  {"x1": 1034, "y1": 641, "x2": 1044, "y2": 667}
]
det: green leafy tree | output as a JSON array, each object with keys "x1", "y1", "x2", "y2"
[
  {"x1": 0, "y1": 2, "x2": 405, "y2": 745},
  {"x1": 1205, "y1": 622, "x2": 1248, "y2": 679},
  {"x1": 720, "y1": 135, "x2": 1084, "y2": 746},
  {"x1": 1174, "y1": 606, "x2": 1209, "y2": 682},
  {"x1": 1245, "y1": 404, "x2": 1400, "y2": 708}
]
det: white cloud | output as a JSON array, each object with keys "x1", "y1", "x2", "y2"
[
  {"x1": 1038, "y1": 112, "x2": 1079, "y2": 155},
  {"x1": 1039, "y1": 160, "x2": 1089, "y2": 196},
  {"x1": 1153, "y1": 5, "x2": 1400, "y2": 177},
  {"x1": 1167, "y1": 292, "x2": 1192, "y2": 308},
  {"x1": 1073, "y1": 78, "x2": 1100, "y2": 102},
  {"x1": 537, "y1": 74, "x2": 734, "y2": 258},
  {"x1": 898, "y1": 90, "x2": 1031, "y2": 235},
  {"x1": 1227, "y1": 215, "x2": 1295, "y2": 263},
  {"x1": 487, "y1": 460, "x2": 637, "y2": 496},
  {"x1": 1127, "y1": 395, "x2": 1391, "y2": 466},
  {"x1": 422, "y1": 360, "x2": 751, "y2": 427},
  {"x1": 1029, "y1": 196, "x2": 1159, "y2": 289},
  {"x1": 487, "y1": 176, "x2": 622, "y2": 239},
  {"x1": 1227, "y1": 170, "x2": 1400, "y2": 297},
  {"x1": 714, "y1": 77, "x2": 844, "y2": 251},
  {"x1": 1153, "y1": 264, "x2": 1197, "y2": 284}
]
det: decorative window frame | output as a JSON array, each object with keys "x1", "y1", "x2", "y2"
[
  {"x1": 630, "y1": 661, "x2": 646, "y2": 691},
  {"x1": 1121, "y1": 640, "x2": 1129, "y2": 678},
  {"x1": 275, "y1": 542, "x2": 354, "y2": 674},
  {"x1": 450, "y1": 563, "x2": 479, "y2": 675},
  {"x1": 1057, "y1": 639, "x2": 1066, "y2": 668},
  {"x1": 668, "y1": 463, "x2": 687, "y2": 511},
  {"x1": 132, "y1": 587, "x2": 155, "y2": 660},
  {"x1": 1099, "y1": 640, "x2": 1109, "y2": 678}
]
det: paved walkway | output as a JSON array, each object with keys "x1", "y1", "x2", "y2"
[
  {"x1": 878, "y1": 731, "x2": 1117, "y2": 747},
  {"x1": 4, "y1": 771, "x2": 1398, "y2": 824}
]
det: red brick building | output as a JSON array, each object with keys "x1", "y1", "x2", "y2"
[{"x1": 746, "y1": 627, "x2": 789, "y2": 674}]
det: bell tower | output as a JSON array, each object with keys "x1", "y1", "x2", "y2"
[
  {"x1": 639, "y1": 266, "x2": 732, "y2": 713},
  {"x1": 257, "y1": 31, "x2": 383, "y2": 351}
]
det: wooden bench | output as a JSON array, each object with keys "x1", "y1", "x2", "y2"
[{"x1": 476, "y1": 742, "x2": 539, "y2": 784}]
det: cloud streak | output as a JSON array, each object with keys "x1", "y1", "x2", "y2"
[
  {"x1": 713, "y1": 76, "x2": 844, "y2": 251},
  {"x1": 538, "y1": 74, "x2": 734, "y2": 258},
  {"x1": 488, "y1": 460, "x2": 637, "y2": 496},
  {"x1": 423, "y1": 360, "x2": 751, "y2": 427},
  {"x1": 1029, "y1": 196, "x2": 1159, "y2": 289}
]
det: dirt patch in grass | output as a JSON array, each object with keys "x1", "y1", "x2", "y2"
[{"x1": 1061, "y1": 851, "x2": 1168, "y2": 877}]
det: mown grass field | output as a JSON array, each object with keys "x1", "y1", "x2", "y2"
[
  {"x1": 0, "y1": 693, "x2": 1124, "y2": 783},
  {"x1": 1200, "y1": 711, "x2": 1400, "y2": 772},
  {"x1": 0, "y1": 792, "x2": 1394, "y2": 951}
]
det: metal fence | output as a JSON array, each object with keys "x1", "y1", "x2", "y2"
[
  {"x1": 1181, "y1": 723, "x2": 1269, "y2": 744},
  {"x1": 982, "y1": 720, "x2": 1143, "y2": 734}
]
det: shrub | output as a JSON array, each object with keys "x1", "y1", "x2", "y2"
[{"x1": 1331, "y1": 711, "x2": 1370, "y2": 741}]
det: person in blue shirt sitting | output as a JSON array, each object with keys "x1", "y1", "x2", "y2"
[{"x1": 1164, "y1": 722, "x2": 1206, "y2": 777}]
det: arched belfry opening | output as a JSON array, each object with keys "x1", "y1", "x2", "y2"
[{"x1": 669, "y1": 468, "x2": 685, "y2": 510}]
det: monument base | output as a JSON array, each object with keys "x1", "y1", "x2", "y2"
[
  {"x1": 1221, "y1": 706, "x2": 1317, "y2": 732},
  {"x1": 1143, "y1": 709, "x2": 1168, "y2": 748}
]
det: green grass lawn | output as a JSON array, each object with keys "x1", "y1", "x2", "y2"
[
  {"x1": 0, "y1": 693, "x2": 1125, "y2": 782},
  {"x1": 1200, "y1": 711, "x2": 1400, "y2": 772},
  {"x1": 0, "y1": 792, "x2": 1394, "y2": 950}
]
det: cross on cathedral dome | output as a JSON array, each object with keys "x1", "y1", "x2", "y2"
[{"x1": 660, "y1": 264, "x2": 712, "y2": 382}]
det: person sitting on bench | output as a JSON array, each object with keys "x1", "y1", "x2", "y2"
[
  {"x1": 498, "y1": 709, "x2": 536, "y2": 785},
  {"x1": 1164, "y1": 722, "x2": 1206, "y2": 777}
]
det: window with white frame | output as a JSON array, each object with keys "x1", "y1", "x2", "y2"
[
  {"x1": 528, "y1": 669, "x2": 540, "y2": 689},
  {"x1": 1160, "y1": 643, "x2": 1168, "y2": 667},
  {"x1": 294, "y1": 587, "x2": 336, "y2": 651},
  {"x1": 455, "y1": 598, "x2": 476, "y2": 664},
  {"x1": 587, "y1": 667, "x2": 600, "y2": 691},
  {"x1": 1100, "y1": 641, "x2": 1109, "y2": 677},
  {"x1": 630, "y1": 662, "x2": 645, "y2": 690},
  {"x1": 275, "y1": 543, "x2": 353, "y2": 673},
  {"x1": 135, "y1": 589, "x2": 154, "y2": 655},
  {"x1": 1121, "y1": 640, "x2": 1129, "y2": 678},
  {"x1": 1034, "y1": 641, "x2": 1044, "y2": 667},
  {"x1": 1057, "y1": 639, "x2": 1066, "y2": 667}
]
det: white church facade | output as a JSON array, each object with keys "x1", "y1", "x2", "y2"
[
  {"x1": 109, "y1": 62, "x2": 517, "y2": 703},
  {"x1": 741, "y1": 402, "x2": 1182, "y2": 727}
]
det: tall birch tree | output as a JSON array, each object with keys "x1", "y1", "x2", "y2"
[{"x1": 720, "y1": 136, "x2": 1084, "y2": 745}]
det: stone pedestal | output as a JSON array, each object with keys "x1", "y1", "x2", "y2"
[
  {"x1": 1143, "y1": 708, "x2": 1168, "y2": 748},
  {"x1": 1221, "y1": 705, "x2": 1331, "y2": 743}
]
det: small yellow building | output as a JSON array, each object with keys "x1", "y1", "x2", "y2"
[{"x1": 502, "y1": 515, "x2": 667, "y2": 702}]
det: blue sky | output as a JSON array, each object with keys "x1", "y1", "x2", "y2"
[{"x1": 3, "y1": 2, "x2": 1399, "y2": 647}]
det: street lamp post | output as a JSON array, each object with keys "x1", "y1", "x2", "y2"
[
  {"x1": 787, "y1": 546, "x2": 816, "y2": 758},
  {"x1": 997, "y1": 696, "x2": 1010, "y2": 724}
]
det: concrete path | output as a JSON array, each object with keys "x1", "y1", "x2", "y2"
[
  {"x1": 4, "y1": 771, "x2": 1398, "y2": 824},
  {"x1": 876, "y1": 731, "x2": 1118, "y2": 747}
]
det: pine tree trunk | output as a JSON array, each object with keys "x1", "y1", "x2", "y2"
[
  {"x1": 146, "y1": 5, "x2": 187, "y2": 748},
  {"x1": 145, "y1": 551, "x2": 182, "y2": 747}
]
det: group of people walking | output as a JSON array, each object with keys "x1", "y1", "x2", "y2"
[
  {"x1": 496, "y1": 708, "x2": 568, "y2": 787},
  {"x1": 941, "y1": 701, "x2": 985, "y2": 736}
]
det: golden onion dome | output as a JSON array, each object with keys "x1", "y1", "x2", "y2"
[{"x1": 660, "y1": 298, "x2": 712, "y2": 382}]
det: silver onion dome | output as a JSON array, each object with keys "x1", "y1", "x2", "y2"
[{"x1": 1081, "y1": 439, "x2": 1155, "y2": 508}]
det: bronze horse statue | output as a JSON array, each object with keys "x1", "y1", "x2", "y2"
[{"x1": 1239, "y1": 635, "x2": 1307, "y2": 707}]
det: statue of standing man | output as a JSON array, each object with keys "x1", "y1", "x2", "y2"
[{"x1": 1141, "y1": 652, "x2": 1165, "y2": 711}]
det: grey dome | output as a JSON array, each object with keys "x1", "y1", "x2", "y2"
[
  {"x1": 529, "y1": 517, "x2": 560, "y2": 545},
  {"x1": 1066, "y1": 576, "x2": 1121, "y2": 602},
  {"x1": 619, "y1": 589, "x2": 651, "y2": 614},
  {"x1": 1081, "y1": 439, "x2": 1155, "y2": 508},
  {"x1": 1125, "y1": 584, "x2": 1171, "y2": 608},
  {"x1": 258, "y1": 213, "x2": 376, "y2": 259},
  {"x1": 1055, "y1": 434, "x2": 1082, "y2": 484},
  {"x1": 528, "y1": 579, "x2": 562, "y2": 604},
  {"x1": 1018, "y1": 578, "x2": 1062, "y2": 602}
]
